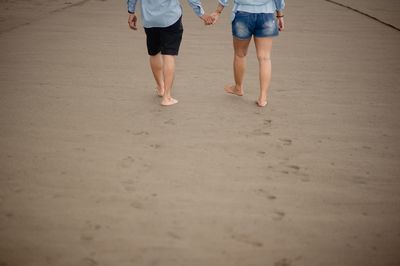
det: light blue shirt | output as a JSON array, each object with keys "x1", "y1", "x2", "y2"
[
  {"x1": 127, "y1": 0, "x2": 205, "y2": 28},
  {"x1": 218, "y1": 0, "x2": 285, "y2": 21}
]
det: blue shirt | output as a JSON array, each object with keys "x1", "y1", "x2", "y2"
[
  {"x1": 127, "y1": 0, "x2": 205, "y2": 28},
  {"x1": 218, "y1": 0, "x2": 285, "y2": 21}
]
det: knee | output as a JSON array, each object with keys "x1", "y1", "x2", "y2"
[
  {"x1": 257, "y1": 54, "x2": 271, "y2": 62},
  {"x1": 235, "y1": 51, "x2": 247, "y2": 58}
]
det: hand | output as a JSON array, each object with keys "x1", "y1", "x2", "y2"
[
  {"x1": 200, "y1": 14, "x2": 214, "y2": 26},
  {"x1": 277, "y1": 17, "x2": 284, "y2": 31},
  {"x1": 210, "y1": 12, "x2": 220, "y2": 25},
  {"x1": 128, "y1": 13, "x2": 137, "y2": 30}
]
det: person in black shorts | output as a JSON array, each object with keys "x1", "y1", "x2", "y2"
[{"x1": 127, "y1": 0, "x2": 214, "y2": 106}]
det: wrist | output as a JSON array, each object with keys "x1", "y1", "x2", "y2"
[{"x1": 128, "y1": 10, "x2": 135, "y2": 15}]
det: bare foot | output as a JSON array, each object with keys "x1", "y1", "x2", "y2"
[
  {"x1": 155, "y1": 87, "x2": 164, "y2": 97},
  {"x1": 161, "y1": 97, "x2": 178, "y2": 106},
  {"x1": 256, "y1": 100, "x2": 268, "y2": 107},
  {"x1": 224, "y1": 85, "x2": 243, "y2": 96}
]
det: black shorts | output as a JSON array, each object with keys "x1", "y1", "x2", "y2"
[{"x1": 144, "y1": 16, "x2": 183, "y2": 56}]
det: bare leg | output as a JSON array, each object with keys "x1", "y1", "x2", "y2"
[
  {"x1": 254, "y1": 37, "x2": 273, "y2": 107},
  {"x1": 149, "y1": 53, "x2": 165, "y2": 96},
  {"x1": 161, "y1": 55, "x2": 178, "y2": 106},
  {"x1": 224, "y1": 37, "x2": 251, "y2": 96}
]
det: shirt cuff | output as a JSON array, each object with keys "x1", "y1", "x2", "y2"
[
  {"x1": 218, "y1": 0, "x2": 228, "y2": 7},
  {"x1": 127, "y1": 2, "x2": 136, "y2": 14},
  {"x1": 193, "y1": 6, "x2": 205, "y2": 17}
]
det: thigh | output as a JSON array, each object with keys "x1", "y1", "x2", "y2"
[
  {"x1": 233, "y1": 37, "x2": 251, "y2": 57},
  {"x1": 160, "y1": 17, "x2": 184, "y2": 56},
  {"x1": 254, "y1": 37, "x2": 273, "y2": 58}
]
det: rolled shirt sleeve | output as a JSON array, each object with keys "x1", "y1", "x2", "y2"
[
  {"x1": 127, "y1": 0, "x2": 137, "y2": 13},
  {"x1": 274, "y1": 0, "x2": 285, "y2": 11},
  {"x1": 218, "y1": 0, "x2": 229, "y2": 7},
  {"x1": 186, "y1": 0, "x2": 205, "y2": 17}
]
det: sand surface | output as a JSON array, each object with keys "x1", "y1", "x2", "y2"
[
  {"x1": 0, "y1": 0, "x2": 400, "y2": 266},
  {"x1": 326, "y1": 0, "x2": 400, "y2": 29}
]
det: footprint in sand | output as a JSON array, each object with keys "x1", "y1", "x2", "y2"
[
  {"x1": 80, "y1": 221, "x2": 102, "y2": 243},
  {"x1": 272, "y1": 210, "x2": 285, "y2": 221},
  {"x1": 253, "y1": 129, "x2": 271, "y2": 136},
  {"x1": 4, "y1": 212, "x2": 14, "y2": 219},
  {"x1": 231, "y1": 234, "x2": 263, "y2": 247},
  {"x1": 130, "y1": 130, "x2": 150, "y2": 136},
  {"x1": 150, "y1": 144, "x2": 161, "y2": 149},
  {"x1": 164, "y1": 119, "x2": 175, "y2": 125},
  {"x1": 255, "y1": 188, "x2": 277, "y2": 200},
  {"x1": 263, "y1": 119, "x2": 272, "y2": 126},
  {"x1": 352, "y1": 176, "x2": 368, "y2": 185},
  {"x1": 130, "y1": 201, "x2": 144, "y2": 209},
  {"x1": 167, "y1": 231, "x2": 181, "y2": 240},
  {"x1": 284, "y1": 165, "x2": 310, "y2": 181},
  {"x1": 80, "y1": 233, "x2": 94, "y2": 242},
  {"x1": 301, "y1": 176, "x2": 310, "y2": 182},
  {"x1": 121, "y1": 179, "x2": 135, "y2": 192},
  {"x1": 274, "y1": 258, "x2": 292, "y2": 266},
  {"x1": 80, "y1": 258, "x2": 98, "y2": 266},
  {"x1": 288, "y1": 165, "x2": 300, "y2": 171},
  {"x1": 279, "y1": 138, "x2": 292, "y2": 146},
  {"x1": 119, "y1": 156, "x2": 135, "y2": 168}
]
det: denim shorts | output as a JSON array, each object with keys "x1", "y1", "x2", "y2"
[{"x1": 232, "y1": 11, "x2": 279, "y2": 40}]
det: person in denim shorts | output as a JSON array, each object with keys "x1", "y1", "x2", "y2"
[{"x1": 211, "y1": 0, "x2": 285, "y2": 107}]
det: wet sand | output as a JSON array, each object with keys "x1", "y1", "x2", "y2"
[{"x1": 0, "y1": 0, "x2": 400, "y2": 265}]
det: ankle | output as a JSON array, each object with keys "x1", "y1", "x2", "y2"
[{"x1": 235, "y1": 85, "x2": 243, "y2": 91}]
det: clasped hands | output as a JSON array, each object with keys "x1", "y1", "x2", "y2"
[{"x1": 200, "y1": 12, "x2": 220, "y2": 26}]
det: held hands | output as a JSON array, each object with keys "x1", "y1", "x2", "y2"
[
  {"x1": 203, "y1": 10, "x2": 222, "y2": 26},
  {"x1": 200, "y1": 14, "x2": 215, "y2": 25},
  {"x1": 210, "y1": 11, "x2": 220, "y2": 25}
]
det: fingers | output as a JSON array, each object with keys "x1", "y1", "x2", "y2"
[
  {"x1": 277, "y1": 17, "x2": 284, "y2": 31},
  {"x1": 131, "y1": 21, "x2": 138, "y2": 30},
  {"x1": 201, "y1": 14, "x2": 216, "y2": 26},
  {"x1": 210, "y1": 12, "x2": 219, "y2": 25},
  {"x1": 128, "y1": 21, "x2": 137, "y2": 30},
  {"x1": 128, "y1": 14, "x2": 138, "y2": 30}
]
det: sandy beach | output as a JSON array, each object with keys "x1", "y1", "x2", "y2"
[{"x1": 0, "y1": 0, "x2": 399, "y2": 265}]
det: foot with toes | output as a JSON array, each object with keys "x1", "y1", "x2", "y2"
[{"x1": 224, "y1": 85, "x2": 244, "y2": 96}]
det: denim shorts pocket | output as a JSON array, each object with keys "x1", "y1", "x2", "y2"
[
  {"x1": 232, "y1": 13, "x2": 252, "y2": 39},
  {"x1": 254, "y1": 13, "x2": 279, "y2": 38}
]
